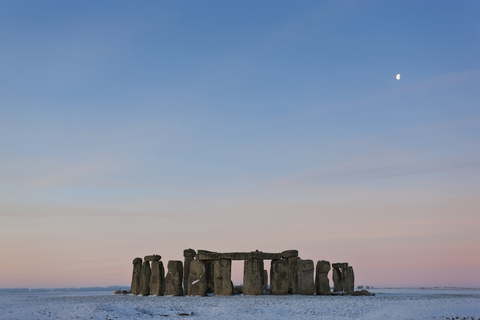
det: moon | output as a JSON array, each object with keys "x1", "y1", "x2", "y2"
[{"x1": 396, "y1": 74, "x2": 401, "y2": 80}]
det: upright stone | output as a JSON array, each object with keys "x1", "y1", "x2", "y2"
[
  {"x1": 243, "y1": 258, "x2": 264, "y2": 295},
  {"x1": 213, "y1": 259, "x2": 233, "y2": 296},
  {"x1": 183, "y1": 249, "x2": 196, "y2": 295},
  {"x1": 344, "y1": 266, "x2": 355, "y2": 294},
  {"x1": 288, "y1": 257, "x2": 299, "y2": 294},
  {"x1": 150, "y1": 260, "x2": 165, "y2": 296},
  {"x1": 188, "y1": 260, "x2": 208, "y2": 296},
  {"x1": 261, "y1": 270, "x2": 268, "y2": 292},
  {"x1": 131, "y1": 257, "x2": 142, "y2": 295},
  {"x1": 297, "y1": 259, "x2": 315, "y2": 295},
  {"x1": 165, "y1": 260, "x2": 183, "y2": 296},
  {"x1": 206, "y1": 260, "x2": 214, "y2": 294},
  {"x1": 332, "y1": 268, "x2": 343, "y2": 292},
  {"x1": 315, "y1": 260, "x2": 331, "y2": 295},
  {"x1": 139, "y1": 261, "x2": 151, "y2": 296},
  {"x1": 270, "y1": 259, "x2": 289, "y2": 295}
]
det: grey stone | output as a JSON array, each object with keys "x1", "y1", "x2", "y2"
[
  {"x1": 188, "y1": 260, "x2": 208, "y2": 296},
  {"x1": 197, "y1": 251, "x2": 281, "y2": 261},
  {"x1": 243, "y1": 258, "x2": 264, "y2": 295},
  {"x1": 332, "y1": 268, "x2": 343, "y2": 292},
  {"x1": 288, "y1": 257, "x2": 299, "y2": 294},
  {"x1": 150, "y1": 260, "x2": 165, "y2": 296},
  {"x1": 261, "y1": 270, "x2": 268, "y2": 291},
  {"x1": 165, "y1": 260, "x2": 183, "y2": 296},
  {"x1": 344, "y1": 266, "x2": 355, "y2": 294},
  {"x1": 281, "y1": 250, "x2": 298, "y2": 259},
  {"x1": 213, "y1": 259, "x2": 233, "y2": 296},
  {"x1": 183, "y1": 249, "x2": 196, "y2": 295},
  {"x1": 270, "y1": 259, "x2": 289, "y2": 295},
  {"x1": 332, "y1": 262, "x2": 348, "y2": 269},
  {"x1": 144, "y1": 255, "x2": 161, "y2": 262},
  {"x1": 139, "y1": 261, "x2": 151, "y2": 296},
  {"x1": 315, "y1": 260, "x2": 331, "y2": 295},
  {"x1": 297, "y1": 259, "x2": 315, "y2": 295},
  {"x1": 206, "y1": 260, "x2": 214, "y2": 293},
  {"x1": 130, "y1": 257, "x2": 142, "y2": 295}
]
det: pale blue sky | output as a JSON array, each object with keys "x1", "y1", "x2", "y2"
[{"x1": 1, "y1": 1, "x2": 479, "y2": 288}]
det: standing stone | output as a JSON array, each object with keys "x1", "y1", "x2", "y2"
[
  {"x1": 213, "y1": 259, "x2": 233, "y2": 296},
  {"x1": 206, "y1": 260, "x2": 214, "y2": 294},
  {"x1": 270, "y1": 259, "x2": 289, "y2": 295},
  {"x1": 150, "y1": 260, "x2": 165, "y2": 296},
  {"x1": 188, "y1": 260, "x2": 208, "y2": 296},
  {"x1": 315, "y1": 260, "x2": 331, "y2": 295},
  {"x1": 261, "y1": 270, "x2": 268, "y2": 292},
  {"x1": 131, "y1": 257, "x2": 142, "y2": 295},
  {"x1": 139, "y1": 261, "x2": 151, "y2": 296},
  {"x1": 281, "y1": 250, "x2": 299, "y2": 294},
  {"x1": 288, "y1": 257, "x2": 299, "y2": 294},
  {"x1": 344, "y1": 266, "x2": 355, "y2": 294},
  {"x1": 297, "y1": 259, "x2": 315, "y2": 295},
  {"x1": 165, "y1": 260, "x2": 183, "y2": 296},
  {"x1": 243, "y1": 259, "x2": 264, "y2": 295},
  {"x1": 332, "y1": 268, "x2": 343, "y2": 292},
  {"x1": 183, "y1": 249, "x2": 196, "y2": 295}
]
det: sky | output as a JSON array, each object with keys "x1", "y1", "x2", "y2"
[{"x1": 0, "y1": 0, "x2": 479, "y2": 289}]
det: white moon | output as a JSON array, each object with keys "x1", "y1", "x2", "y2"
[{"x1": 396, "y1": 74, "x2": 401, "y2": 80}]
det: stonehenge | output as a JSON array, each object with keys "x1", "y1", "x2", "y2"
[{"x1": 130, "y1": 249, "x2": 364, "y2": 297}]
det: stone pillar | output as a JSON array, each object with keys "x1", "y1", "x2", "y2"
[
  {"x1": 131, "y1": 257, "x2": 142, "y2": 295},
  {"x1": 344, "y1": 266, "x2": 354, "y2": 294},
  {"x1": 281, "y1": 250, "x2": 299, "y2": 294},
  {"x1": 139, "y1": 261, "x2": 151, "y2": 296},
  {"x1": 297, "y1": 259, "x2": 315, "y2": 295},
  {"x1": 243, "y1": 258, "x2": 264, "y2": 295},
  {"x1": 332, "y1": 262, "x2": 347, "y2": 292},
  {"x1": 213, "y1": 259, "x2": 233, "y2": 296},
  {"x1": 148, "y1": 255, "x2": 164, "y2": 296},
  {"x1": 188, "y1": 260, "x2": 208, "y2": 296},
  {"x1": 315, "y1": 260, "x2": 331, "y2": 295},
  {"x1": 165, "y1": 260, "x2": 183, "y2": 296},
  {"x1": 206, "y1": 260, "x2": 214, "y2": 294},
  {"x1": 270, "y1": 259, "x2": 289, "y2": 295},
  {"x1": 183, "y1": 249, "x2": 196, "y2": 295},
  {"x1": 261, "y1": 270, "x2": 268, "y2": 292}
]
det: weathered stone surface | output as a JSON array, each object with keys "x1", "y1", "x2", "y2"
[
  {"x1": 344, "y1": 266, "x2": 355, "y2": 294},
  {"x1": 139, "y1": 261, "x2": 151, "y2": 296},
  {"x1": 243, "y1": 258, "x2": 264, "y2": 295},
  {"x1": 206, "y1": 260, "x2": 214, "y2": 293},
  {"x1": 150, "y1": 260, "x2": 165, "y2": 296},
  {"x1": 144, "y1": 255, "x2": 161, "y2": 262},
  {"x1": 332, "y1": 268, "x2": 343, "y2": 292},
  {"x1": 297, "y1": 259, "x2": 315, "y2": 295},
  {"x1": 188, "y1": 260, "x2": 208, "y2": 296},
  {"x1": 183, "y1": 249, "x2": 196, "y2": 295},
  {"x1": 315, "y1": 260, "x2": 331, "y2": 295},
  {"x1": 281, "y1": 250, "x2": 298, "y2": 259},
  {"x1": 165, "y1": 260, "x2": 183, "y2": 296},
  {"x1": 270, "y1": 259, "x2": 289, "y2": 295},
  {"x1": 197, "y1": 251, "x2": 281, "y2": 261},
  {"x1": 131, "y1": 257, "x2": 142, "y2": 295},
  {"x1": 332, "y1": 262, "x2": 348, "y2": 269},
  {"x1": 288, "y1": 257, "x2": 299, "y2": 294},
  {"x1": 261, "y1": 270, "x2": 268, "y2": 291},
  {"x1": 183, "y1": 248, "x2": 196, "y2": 257},
  {"x1": 213, "y1": 259, "x2": 233, "y2": 296}
]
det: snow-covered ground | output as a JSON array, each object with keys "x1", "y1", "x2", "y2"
[{"x1": 1, "y1": 288, "x2": 479, "y2": 319}]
